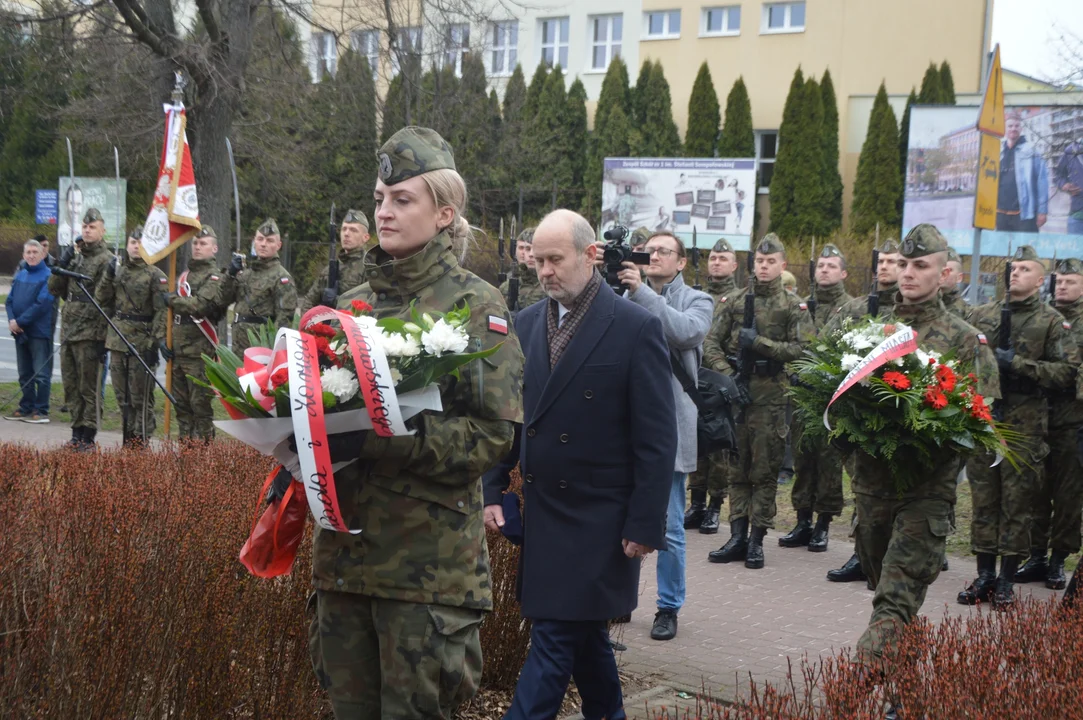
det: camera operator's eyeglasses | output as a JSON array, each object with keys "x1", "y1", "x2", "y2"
[{"x1": 645, "y1": 247, "x2": 678, "y2": 258}]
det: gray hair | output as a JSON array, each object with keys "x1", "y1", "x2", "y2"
[
  {"x1": 23, "y1": 239, "x2": 43, "y2": 252},
  {"x1": 539, "y1": 209, "x2": 596, "y2": 254}
]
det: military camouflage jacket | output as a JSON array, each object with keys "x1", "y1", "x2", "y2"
[
  {"x1": 825, "y1": 283, "x2": 899, "y2": 335},
  {"x1": 170, "y1": 258, "x2": 228, "y2": 359},
  {"x1": 314, "y1": 230, "x2": 525, "y2": 610},
  {"x1": 967, "y1": 293, "x2": 1077, "y2": 437},
  {"x1": 703, "y1": 275, "x2": 812, "y2": 405},
  {"x1": 221, "y1": 255, "x2": 297, "y2": 328},
  {"x1": 854, "y1": 295, "x2": 1001, "y2": 502},
  {"x1": 704, "y1": 275, "x2": 738, "y2": 320},
  {"x1": 47, "y1": 241, "x2": 112, "y2": 343},
  {"x1": 941, "y1": 286, "x2": 968, "y2": 318},
  {"x1": 807, "y1": 281, "x2": 853, "y2": 331},
  {"x1": 498, "y1": 263, "x2": 547, "y2": 311},
  {"x1": 95, "y1": 256, "x2": 168, "y2": 353},
  {"x1": 299, "y1": 245, "x2": 369, "y2": 314},
  {"x1": 1050, "y1": 298, "x2": 1083, "y2": 429}
]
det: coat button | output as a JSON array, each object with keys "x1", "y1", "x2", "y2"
[
  {"x1": 336, "y1": 578, "x2": 344, "y2": 586},
  {"x1": 525, "y1": 474, "x2": 534, "y2": 483},
  {"x1": 457, "y1": 500, "x2": 464, "y2": 508},
  {"x1": 559, "y1": 434, "x2": 569, "y2": 443},
  {"x1": 378, "y1": 292, "x2": 387, "y2": 300},
  {"x1": 584, "y1": 390, "x2": 594, "y2": 399},
  {"x1": 527, "y1": 428, "x2": 536, "y2": 438},
  {"x1": 558, "y1": 480, "x2": 568, "y2": 488}
]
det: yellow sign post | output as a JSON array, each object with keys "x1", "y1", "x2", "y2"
[
  {"x1": 976, "y1": 45, "x2": 1005, "y2": 137},
  {"x1": 973, "y1": 133, "x2": 1000, "y2": 230},
  {"x1": 969, "y1": 43, "x2": 1007, "y2": 302}
]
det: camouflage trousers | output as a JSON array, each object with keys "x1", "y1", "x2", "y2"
[
  {"x1": 688, "y1": 450, "x2": 733, "y2": 500},
  {"x1": 854, "y1": 494, "x2": 953, "y2": 665},
  {"x1": 231, "y1": 322, "x2": 260, "y2": 356},
  {"x1": 171, "y1": 355, "x2": 215, "y2": 441},
  {"x1": 791, "y1": 417, "x2": 845, "y2": 515},
  {"x1": 308, "y1": 590, "x2": 484, "y2": 720},
  {"x1": 729, "y1": 403, "x2": 790, "y2": 529},
  {"x1": 110, "y1": 351, "x2": 157, "y2": 442},
  {"x1": 61, "y1": 340, "x2": 105, "y2": 430},
  {"x1": 1032, "y1": 424, "x2": 1083, "y2": 554},
  {"x1": 967, "y1": 439, "x2": 1047, "y2": 557}
]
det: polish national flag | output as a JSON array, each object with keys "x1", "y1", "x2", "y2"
[{"x1": 139, "y1": 101, "x2": 201, "y2": 264}]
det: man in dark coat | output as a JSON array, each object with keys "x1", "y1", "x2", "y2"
[{"x1": 484, "y1": 208, "x2": 677, "y2": 720}]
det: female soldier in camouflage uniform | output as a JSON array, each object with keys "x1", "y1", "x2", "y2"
[{"x1": 306, "y1": 127, "x2": 525, "y2": 719}]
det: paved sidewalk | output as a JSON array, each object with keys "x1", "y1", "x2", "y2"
[
  {"x1": 0, "y1": 417, "x2": 124, "y2": 447},
  {"x1": 608, "y1": 528, "x2": 1060, "y2": 716}
]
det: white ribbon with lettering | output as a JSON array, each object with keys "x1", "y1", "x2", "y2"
[{"x1": 824, "y1": 327, "x2": 919, "y2": 431}]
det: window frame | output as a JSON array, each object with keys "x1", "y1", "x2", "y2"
[
  {"x1": 755, "y1": 130, "x2": 778, "y2": 194},
  {"x1": 642, "y1": 10, "x2": 681, "y2": 40},
  {"x1": 489, "y1": 20, "x2": 519, "y2": 77},
  {"x1": 311, "y1": 31, "x2": 337, "y2": 81},
  {"x1": 350, "y1": 29, "x2": 380, "y2": 78},
  {"x1": 700, "y1": 6, "x2": 741, "y2": 37},
  {"x1": 539, "y1": 16, "x2": 570, "y2": 69},
  {"x1": 443, "y1": 23, "x2": 471, "y2": 76},
  {"x1": 761, "y1": 2, "x2": 806, "y2": 35},
  {"x1": 588, "y1": 13, "x2": 623, "y2": 72},
  {"x1": 391, "y1": 26, "x2": 422, "y2": 76}
]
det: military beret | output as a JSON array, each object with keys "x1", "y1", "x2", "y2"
[
  {"x1": 257, "y1": 218, "x2": 280, "y2": 237},
  {"x1": 517, "y1": 227, "x2": 535, "y2": 245},
  {"x1": 197, "y1": 224, "x2": 217, "y2": 239},
  {"x1": 342, "y1": 209, "x2": 369, "y2": 229},
  {"x1": 900, "y1": 224, "x2": 949, "y2": 258},
  {"x1": 712, "y1": 239, "x2": 734, "y2": 254},
  {"x1": 83, "y1": 208, "x2": 103, "y2": 224},
  {"x1": 946, "y1": 247, "x2": 961, "y2": 264},
  {"x1": 756, "y1": 233, "x2": 785, "y2": 255},
  {"x1": 820, "y1": 243, "x2": 844, "y2": 260},
  {"x1": 377, "y1": 126, "x2": 456, "y2": 186},
  {"x1": 630, "y1": 227, "x2": 652, "y2": 246},
  {"x1": 781, "y1": 270, "x2": 797, "y2": 287},
  {"x1": 1012, "y1": 245, "x2": 1041, "y2": 264},
  {"x1": 1056, "y1": 258, "x2": 1083, "y2": 276},
  {"x1": 878, "y1": 238, "x2": 901, "y2": 254},
  {"x1": 128, "y1": 225, "x2": 144, "y2": 241}
]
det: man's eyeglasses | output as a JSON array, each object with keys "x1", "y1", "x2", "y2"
[{"x1": 645, "y1": 247, "x2": 678, "y2": 258}]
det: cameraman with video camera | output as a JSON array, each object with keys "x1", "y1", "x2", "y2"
[{"x1": 612, "y1": 229, "x2": 714, "y2": 641}]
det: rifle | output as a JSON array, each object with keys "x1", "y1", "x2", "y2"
[
  {"x1": 807, "y1": 236, "x2": 817, "y2": 316},
  {"x1": 508, "y1": 223, "x2": 520, "y2": 313},
  {"x1": 997, "y1": 246, "x2": 1013, "y2": 414},
  {"x1": 867, "y1": 245, "x2": 880, "y2": 318},
  {"x1": 113, "y1": 146, "x2": 122, "y2": 259},
  {"x1": 1049, "y1": 249, "x2": 1058, "y2": 305},
  {"x1": 225, "y1": 138, "x2": 244, "y2": 264},
  {"x1": 321, "y1": 203, "x2": 339, "y2": 306},
  {"x1": 736, "y1": 246, "x2": 756, "y2": 411},
  {"x1": 691, "y1": 226, "x2": 702, "y2": 290}
]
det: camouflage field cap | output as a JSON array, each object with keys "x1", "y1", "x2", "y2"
[
  {"x1": 129, "y1": 225, "x2": 144, "y2": 241},
  {"x1": 630, "y1": 227, "x2": 652, "y2": 246},
  {"x1": 946, "y1": 247, "x2": 962, "y2": 264},
  {"x1": 517, "y1": 227, "x2": 535, "y2": 245},
  {"x1": 377, "y1": 126, "x2": 456, "y2": 186},
  {"x1": 900, "y1": 224, "x2": 949, "y2": 258},
  {"x1": 1056, "y1": 258, "x2": 1083, "y2": 276},
  {"x1": 197, "y1": 224, "x2": 217, "y2": 239},
  {"x1": 1012, "y1": 245, "x2": 1042, "y2": 264},
  {"x1": 712, "y1": 239, "x2": 735, "y2": 254},
  {"x1": 878, "y1": 238, "x2": 901, "y2": 254},
  {"x1": 342, "y1": 209, "x2": 369, "y2": 229},
  {"x1": 83, "y1": 208, "x2": 103, "y2": 224},
  {"x1": 256, "y1": 218, "x2": 280, "y2": 237},
  {"x1": 820, "y1": 243, "x2": 844, "y2": 261},
  {"x1": 756, "y1": 233, "x2": 785, "y2": 255}
]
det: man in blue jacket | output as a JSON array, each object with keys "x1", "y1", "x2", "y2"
[
  {"x1": 5, "y1": 239, "x2": 55, "y2": 423},
  {"x1": 996, "y1": 111, "x2": 1049, "y2": 233}
]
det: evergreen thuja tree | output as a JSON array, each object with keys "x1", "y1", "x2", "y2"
[
  {"x1": 918, "y1": 63, "x2": 942, "y2": 104},
  {"x1": 685, "y1": 62, "x2": 720, "y2": 157},
  {"x1": 786, "y1": 77, "x2": 828, "y2": 238},
  {"x1": 523, "y1": 62, "x2": 549, "y2": 121},
  {"x1": 584, "y1": 57, "x2": 632, "y2": 212},
  {"x1": 566, "y1": 78, "x2": 588, "y2": 186},
  {"x1": 640, "y1": 61, "x2": 682, "y2": 156},
  {"x1": 718, "y1": 76, "x2": 754, "y2": 158},
  {"x1": 898, "y1": 87, "x2": 917, "y2": 213},
  {"x1": 851, "y1": 82, "x2": 900, "y2": 233},
  {"x1": 939, "y1": 61, "x2": 956, "y2": 104},
  {"x1": 632, "y1": 60, "x2": 652, "y2": 125},
  {"x1": 767, "y1": 67, "x2": 806, "y2": 235},
  {"x1": 820, "y1": 68, "x2": 843, "y2": 233}
]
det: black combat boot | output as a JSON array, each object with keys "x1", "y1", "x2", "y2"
[
  {"x1": 808, "y1": 513, "x2": 833, "y2": 552},
  {"x1": 683, "y1": 489, "x2": 707, "y2": 530},
  {"x1": 1047, "y1": 550, "x2": 1069, "y2": 590},
  {"x1": 1013, "y1": 549, "x2": 1049, "y2": 584},
  {"x1": 79, "y1": 428, "x2": 98, "y2": 452},
  {"x1": 827, "y1": 553, "x2": 867, "y2": 582},
  {"x1": 942, "y1": 556, "x2": 949, "y2": 571},
  {"x1": 699, "y1": 496, "x2": 722, "y2": 534},
  {"x1": 957, "y1": 553, "x2": 997, "y2": 605},
  {"x1": 994, "y1": 555, "x2": 1020, "y2": 609},
  {"x1": 1063, "y1": 567, "x2": 1082, "y2": 609},
  {"x1": 745, "y1": 526, "x2": 768, "y2": 569},
  {"x1": 66, "y1": 426, "x2": 83, "y2": 449},
  {"x1": 778, "y1": 509, "x2": 814, "y2": 548},
  {"x1": 708, "y1": 517, "x2": 748, "y2": 563}
]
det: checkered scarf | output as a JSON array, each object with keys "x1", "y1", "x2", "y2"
[{"x1": 547, "y1": 270, "x2": 603, "y2": 369}]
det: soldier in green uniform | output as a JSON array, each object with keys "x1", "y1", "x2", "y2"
[
  {"x1": 1014, "y1": 257, "x2": 1083, "y2": 590},
  {"x1": 48, "y1": 208, "x2": 112, "y2": 450},
  {"x1": 301, "y1": 127, "x2": 525, "y2": 719},
  {"x1": 781, "y1": 244, "x2": 854, "y2": 552},
  {"x1": 498, "y1": 227, "x2": 547, "y2": 311},
  {"x1": 300, "y1": 209, "x2": 372, "y2": 314},
  {"x1": 704, "y1": 234, "x2": 813, "y2": 569},
  {"x1": 940, "y1": 247, "x2": 968, "y2": 317},
  {"x1": 163, "y1": 226, "x2": 230, "y2": 442},
  {"x1": 616, "y1": 186, "x2": 637, "y2": 227},
  {"x1": 685, "y1": 239, "x2": 740, "y2": 533},
  {"x1": 95, "y1": 226, "x2": 167, "y2": 447},
  {"x1": 960, "y1": 245, "x2": 1077, "y2": 608},
  {"x1": 853, "y1": 224, "x2": 1000, "y2": 667},
  {"x1": 222, "y1": 218, "x2": 298, "y2": 355}
]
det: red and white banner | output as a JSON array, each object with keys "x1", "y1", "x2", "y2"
[
  {"x1": 140, "y1": 102, "x2": 200, "y2": 264},
  {"x1": 178, "y1": 270, "x2": 219, "y2": 345},
  {"x1": 824, "y1": 327, "x2": 919, "y2": 430}
]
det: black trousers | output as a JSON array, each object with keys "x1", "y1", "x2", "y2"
[{"x1": 996, "y1": 213, "x2": 1039, "y2": 232}]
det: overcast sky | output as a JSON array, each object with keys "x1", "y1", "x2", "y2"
[{"x1": 991, "y1": 0, "x2": 1083, "y2": 82}]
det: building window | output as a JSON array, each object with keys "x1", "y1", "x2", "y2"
[
  {"x1": 755, "y1": 130, "x2": 777, "y2": 192},
  {"x1": 539, "y1": 17, "x2": 569, "y2": 69},
  {"x1": 644, "y1": 10, "x2": 681, "y2": 39},
  {"x1": 311, "y1": 32, "x2": 337, "y2": 80},
  {"x1": 762, "y1": 2, "x2": 805, "y2": 34},
  {"x1": 702, "y1": 6, "x2": 740, "y2": 36},
  {"x1": 391, "y1": 26, "x2": 422, "y2": 75},
  {"x1": 444, "y1": 23, "x2": 470, "y2": 76},
  {"x1": 490, "y1": 20, "x2": 518, "y2": 76},
  {"x1": 589, "y1": 14, "x2": 622, "y2": 71},
  {"x1": 350, "y1": 30, "x2": 380, "y2": 77}
]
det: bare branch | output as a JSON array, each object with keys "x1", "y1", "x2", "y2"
[
  {"x1": 109, "y1": 0, "x2": 175, "y2": 62},
  {"x1": 195, "y1": 0, "x2": 223, "y2": 44}
]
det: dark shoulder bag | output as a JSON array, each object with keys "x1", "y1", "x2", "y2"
[{"x1": 670, "y1": 352, "x2": 739, "y2": 457}]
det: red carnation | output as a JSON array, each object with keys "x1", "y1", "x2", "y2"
[
  {"x1": 936, "y1": 364, "x2": 957, "y2": 392},
  {"x1": 970, "y1": 395, "x2": 993, "y2": 423},
  {"x1": 269, "y1": 367, "x2": 289, "y2": 389},
  {"x1": 928, "y1": 357, "x2": 937, "y2": 365},
  {"x1": 923, "y1": 386, "x2": 948, "y2": 410},
  {"x1": 882, "y1": 370, "x2": 911, "y2": 390},
  {"x1": 305, "y1": 323, "x2": 337, "y2": 338},
  {"x1": 351, "y1": 299, "x2": 373, "y2": 314}
]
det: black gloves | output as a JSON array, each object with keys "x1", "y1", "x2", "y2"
[
  {"x1": 265, "y1": 466, "x2": 295, "y2": 504},
  {"x1": 106, "y1": 255, "x2": 119, "y2": 279},
  {"x1": 228, "y1": 254, "x2": 244, "y2": 278},
  {"x1": 59, "y1": 245, "x2": 76, "y2": 268},
  {"x1": 320, "y1": 288, "x2": 338, "y2": 307},
  {"x1": 159, "y1": 340, "x2": 174, "y2": 361},
  {"x1": 995, "y1": 347, "x2": 1015, "y2": 372},
  {"x1": 738, "y1": 327, "x2": 758, "y2": 349},
  {"x1": 161, "y1": 291, "x2": 177, "y2": 308}
]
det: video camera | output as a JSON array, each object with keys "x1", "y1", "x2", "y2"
[{"x1": 601, "y1": 225, "x2": 651, "y2": 292}]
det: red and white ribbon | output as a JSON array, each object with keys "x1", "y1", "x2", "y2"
[
  {"x1": 235, "y1": 346, "x2": 288, "y2": 414},
  {"x1": 824, "y1": 327, "x2": 919, "y2": 431}
]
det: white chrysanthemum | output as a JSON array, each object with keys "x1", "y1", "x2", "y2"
[
  {"x1": 321, "y1": 365, "x2": 359, "y2": 403},
  {"x1": 841, "y1": 353, "x2": 862, "y2": 371},
  {"x1": 379, "y1": 330, "x2": 422, "y2": 358},
  {"x1": 915, "y1": 348, "x2": 941, "y2": 366},
  {"x1": 421, "y1": 318, "x2": 470, "y2": 356}
]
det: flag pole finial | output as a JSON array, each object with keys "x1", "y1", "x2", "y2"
[{"x1": 171, "y1": 71, "x2": 187, "y2": 105}]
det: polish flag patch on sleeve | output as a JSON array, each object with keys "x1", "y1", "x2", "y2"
[
  {"x1": 1064, "y1": 321, "x2": 1072, "y2": 330},
  {"x1": 488, "y1": 315, "x2": 509, "y2": 335},
  {"x1": 280, "y1": 277, "x2": 290, "y2": 284},
  {"x1": 799, "y1": 302, "x2": 808, "y2": 311},
  {"x1": 977, "y1": 333, "x2": 988, "y2": 345}
]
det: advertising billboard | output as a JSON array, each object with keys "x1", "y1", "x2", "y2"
[{"x1": 57, "y1": 176, "x2": 127, "y2": 248}]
